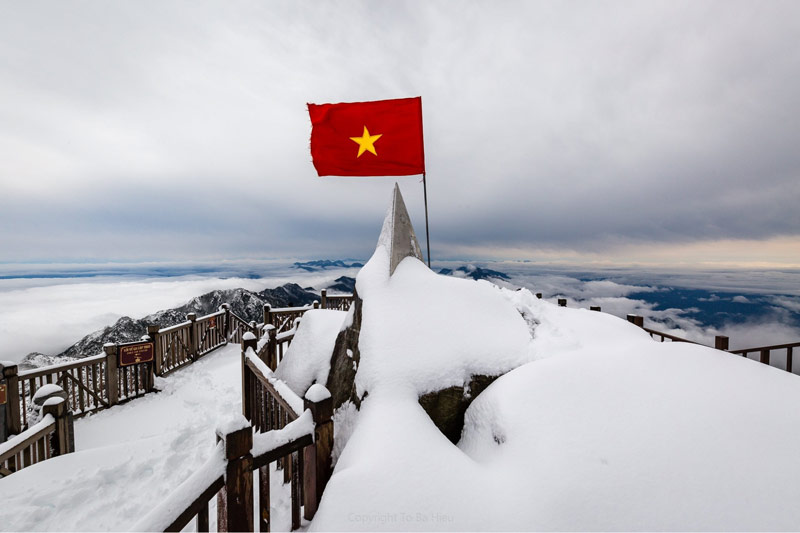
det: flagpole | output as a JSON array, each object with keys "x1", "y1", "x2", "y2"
[{"x1": 422, "y1": 171, "x2": 431, "y2": 268}]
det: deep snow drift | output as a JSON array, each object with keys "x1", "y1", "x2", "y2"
[
  {"x1": 277, "y1": 240, "x2": 800, "y2": 530},
  {"x1": 4, "y1": 245, "x2": 800, "y2": 530}
]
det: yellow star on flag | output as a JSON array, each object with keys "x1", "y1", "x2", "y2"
[{"x1": 349, "y1": 126, "x2": 382, "y2": 157}]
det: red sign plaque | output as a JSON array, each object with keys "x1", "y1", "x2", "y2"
[
  {"x1": 119, "y1": 342, "x2": 154, "y2": 367},
  {"x1": 208, "y1": 316, "x2": 217, "y2": 329},
  {"x1": 0, "y1": 383, "x2": 6, "y2": 405}
]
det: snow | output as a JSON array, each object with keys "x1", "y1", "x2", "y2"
[
  {"x1": 132, "y1": 442, "x2": 226, "y2": 532},
  {"x1": 304, "y1": 242, "x2": 800, "y2": 531},
  {"x1": 305, "y1": 383, "x2": 331, "y2": 403},
  {"x1": 252, "y1": 410, "x2": 314, "y2": 458},
  {"x1": 0, "y1": 344, "x2": 290, "y2": 532},
  {"x1": 355, "y1": 253, "x2": 532, "y2": 399},
  {"x1": 274, "y1": 309, "x2": 347, "y2": 397},
  {"x1": 215, "y1": 413, "x2": 250, "y2": 436},
  {"x1": 246, "y1": 349, "x2": 304, "y2": 416},
  {"x1": 0, "y1": 414, "x2": 54, "y2": 457},
  {"x1": 32, "y1": 383, "x2": 66, "y2": 403},
  {"x1": 5, "y1": 244, "x2": 800, "y2": 530},
  {"x1": 41, "y1": 396, "x2": 64, "y2": 408},
  {"x1": 242, "y1": 331, "x2": 257, "y2": 341}
]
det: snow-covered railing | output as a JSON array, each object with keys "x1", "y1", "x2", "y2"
[
  {"x1": 194, "y1": 309, "x2": 228, "y2": 357},
  {"x1": 0, "y1": 397, "x2": 72, "y2": 478},
  {"x1": 14, "y1": 353, "x2": 107, "y2": 428},
  {"x1": 227, "y1": 307, "x2": 258, "y2": 345},
  {"x1": 320, "y1": 288, "x2": 354, "y2": 311},
  {"x1": 239, "y1": 337, "x2": 335, "y2": 528},
  {"x1": 255, "y1": 318, "x2": 302, "y2": 370},
  {"x1": 242, "y1": 345, "x2": 304, "y2": 428},
  {"x1": 155, "y1": 308, "x2": 234, "y2": 376},
  {"x1": 133, "y1": 397, "x2": 330, "y2": 532},
  {"x1": 265, "y1": 303, "x2": 315, "y2": 334}
]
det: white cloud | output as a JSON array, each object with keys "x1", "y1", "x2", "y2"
[{"x1": 1, "y1": 1, "x2": 800, "y2": 263}]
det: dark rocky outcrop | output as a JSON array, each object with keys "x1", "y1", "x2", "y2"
[
  {"x1": 418, "y1": 374, "x2": 500, "y2": 444},
  {"x1": 326, "y1": 276, "x2": 355, "y2": 294},
  {"x1": 325, "y1": 289, "x2": 363, "y2": 409}
]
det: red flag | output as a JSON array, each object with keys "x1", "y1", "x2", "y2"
[{"x1": 308, "y1": 97, "x2": 425, "y2": 177}]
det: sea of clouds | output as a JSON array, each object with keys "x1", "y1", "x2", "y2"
[{"x1": 1, "y1": 260, "x2": 798, "y2": 365}]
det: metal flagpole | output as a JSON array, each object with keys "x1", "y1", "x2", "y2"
[{"x1": 422, "y1": 171, "x2": 431, "y2": 268}]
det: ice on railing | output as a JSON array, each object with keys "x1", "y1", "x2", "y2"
[
  {"x1": 252, "y1": 410, "x2": 314, "y2": 457},
  {"x1": 131, "y1": 442, "x2": 226, "y2": 532},
  {"x1": 245, "y1": 348, "x2": 304, "y2": 415}
]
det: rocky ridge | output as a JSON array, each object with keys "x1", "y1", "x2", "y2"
[{"x1": 20, "y1": 283, "x2": 319, "y2": 370}]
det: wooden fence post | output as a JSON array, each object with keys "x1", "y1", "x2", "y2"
[
  {"x1": 535, "y1": 293, "x2": 542, "y2": 299},
  {"x1": 266, "y1": 326, "x2": 277, "y2": 370},
  {"x1": 42, "y1": 396, "x2": 73, "y2": 456},
  {"x1": 104, "y1": 344, "x2": 119, "y2": 407},
  {"x1": 320, "y1": 289, "x2": 327, "y2": 309},
  {"x1": 2, "y1": 363, "x2": 21, "y2": 437},
  {"x1": 715, "y1": 335, "x2": 729, "y2": 351},
  {"x1": 187, "y1": 313, "x2": 198, "y2": 361},
  {"x1": 313, "y1": 301, "x2": 320, "y2": 309},
  {"x1": 220, "y1": 304, "x2": 231, "y2": 341},
  {"x1": 303, "y1": 386, "x2": 333, "y2": 521},
  {"x1": 263, "y1": 304, "x2": 272, "y2": 328},
  {"x1": 150, "y1": 323, "x2": 164, "y2": 377},
  {"x1": 216, "y1": 425, "x2": 254, "y2": 533},
  {"x1": 590, "y1": 306, "x2": 601, "y2": 312},
  {"x1": 627, "y1": 314, "x2": 644, "y2": 328},
  {"x1": 558, "y1": 298, "x2": 567, "y2": 307},
  {"x1": 146, "y1": 325, "x2": 159, "y2": 391},
  {"x1": 760, "y1": 349, "x2": 771, "y2": 365},
  {"x1": 241, "y1": 333, "x2": 257, "y2": 421}
]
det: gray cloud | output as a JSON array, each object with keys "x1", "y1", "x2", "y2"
[{"x1": 2, "y1": 1, "x2": 799, "y2": 262}]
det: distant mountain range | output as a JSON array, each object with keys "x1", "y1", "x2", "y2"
[
  {"x1": 292, "y1": 260, "x2": 364, "y2": 272},
  {"x1": 20, "y1": 283, "x2": 319, "y2": 370},
  {"x1": 438, "y1": 265, "x2": 511, "y2": 281}
]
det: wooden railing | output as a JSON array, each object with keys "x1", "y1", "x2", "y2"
[
  {"x1": 15, "y1": 354, "x2": 107, "y2": 428},
  {"x1": 155, "y1": 320, "x2": 194, "y2": 376},
  {"x1": 2, "y1": 295, "x2": 351, "y2": 479},
  {"x1": 730, "y1": 342, "x2": 800, "y2": 371},
  {"x1": 228, "y1": 309, "x2": 257, "y2": 346},
  {"x1": 265, "y1": 304, "x2": 314, "y2": 335},
  {"x1": 0, "y1": 396, "x2": 72, "y2": 478},
  {"x1": 133, "y1": 394, "x2": 332, "y2": 532},
  {"x1": 194, "y1": 309, "x2": 228, "y2": 357},
  {"x1": 623, "y1": 312, "x2": 800, "y2": 375},
  {"x1": 320, "y1": 289, "x2": 353, "y2": 311}
]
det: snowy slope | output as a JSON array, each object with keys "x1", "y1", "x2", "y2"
[
  {"x1": 0, "y1": 344, "x2": 291, "y2": 532},
  {"x1": 302, "y1": 246, "x2": 800, "y2": 531}
]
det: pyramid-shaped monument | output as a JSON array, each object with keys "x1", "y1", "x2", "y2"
[{"x1": 378, "y1": 183, "x2": 424, "y2": 275}]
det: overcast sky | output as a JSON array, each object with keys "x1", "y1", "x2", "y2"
[{"x1": 2, "y1": 0, "x2": 799, "y2": 267}]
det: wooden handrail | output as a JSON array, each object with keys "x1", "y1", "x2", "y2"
[
  {"x1": 0, "y1": 414, "x2": 55, "y2": 464},
  {"x1": 245, "y1": 356, "x2": 301, "y2": 420},
  {"x1": 18, "y1": 353, "x2": 105, "y2": 380},
  {"x1": 641, "y1": 326, "x2": 704, "y2": 346},
  {"x1": 730, "y1": 341, "x2": 800, "y2": 355}
]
